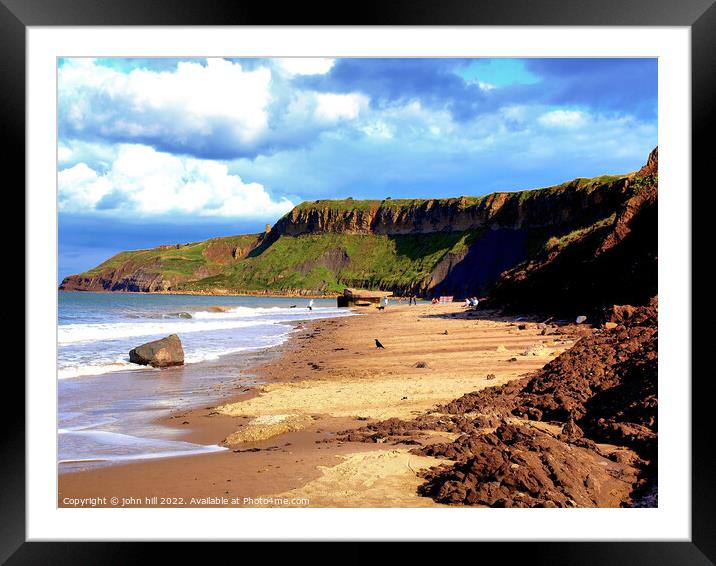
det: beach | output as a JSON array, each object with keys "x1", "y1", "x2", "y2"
[{"x1": 59, "y1": 302, "x2": 579, "y2": 508}]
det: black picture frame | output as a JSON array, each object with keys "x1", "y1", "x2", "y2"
[{"x1": 7, "y1": 0, "x2": 712, "y2": 560}]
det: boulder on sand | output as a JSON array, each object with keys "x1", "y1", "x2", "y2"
[{"x1": 129, "y1": 334, "x2": 184, "y2": 368}]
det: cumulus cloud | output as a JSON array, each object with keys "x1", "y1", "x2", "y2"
[
  {"x1": 314, "y1": 92, "x2": 369, "y2": 122},
  {"x1": 538, "y1": 109, "x2": 587, "y2": 128},
  {"x1": 59, "y1": 58, "x2": 272, "y2": 158},
  {"x1": 58, "y1": 144, "x2": 294, "y2": 218},
  {"x1": 275, "y1": 58, "x2": 335, "y2": 76}
]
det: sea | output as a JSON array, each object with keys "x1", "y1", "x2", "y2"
[{"x1": 58, "y1": 292, "x2": 352, "y2": 471}]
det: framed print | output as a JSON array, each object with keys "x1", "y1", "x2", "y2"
[{"x1": 7, "y1": 0, "x2": 714, "y2": 559}]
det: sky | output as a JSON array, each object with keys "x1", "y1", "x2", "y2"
[{"x1": 58, "y1": 57, "x2": 657, "y2": 281}]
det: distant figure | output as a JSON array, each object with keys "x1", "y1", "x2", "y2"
[
  {"x1": 431, "y1": 298, "x2": 439, "y2": 304},
  {"x1": 307, "y1": 299, "x2": 314, "y2": 311},
  {"x1": 383, "y1": 296, "x2": 389, "y2": 308},
  {"x1": 464, "y1": 298, "x2": 471, "y2": 308},
  {"x1": 375, "y1": 339, "x2": 385, "y2": 349},
  {"x1": 410, "y1": 294, "x2": 417, "y2": 305}
]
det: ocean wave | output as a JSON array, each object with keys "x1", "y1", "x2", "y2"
[
  {"x1": 58, "y1": 333, "x2": 291, "y2": 380},
  {"x1": 165, "y1": 311, "x2": 193, "y2": 319},
  {"x1": 57, "y1": 304, "x2": 352, "y2": 380},
  {"x1": 191, "y1": 305, "x2": 341, "y2": 319},
  {"x1": 183, "y1": 335, "x2": 289, "y2": 364},
  {"x1": 58, "y1": 318, "x2": 267, "y2": 344},
  {"x1": 58, "y1": 429, "x2": 227, "y2": 463},
  {"x1": 58, "y1": 360, "x2": 151, "y2": 380}
]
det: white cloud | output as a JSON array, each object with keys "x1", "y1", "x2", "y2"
[
  {"x1": 538, "y1": 109, "x2": 586, "y2": 128},
  {"x1": 314, "y1": 92, "x2": 369, "y2": 122},
  {"x1": 59, "y1": 58, "x2": 272, "y2": 155},
  {"x1": 58, "y1": 162, "x2": 113, "y2": 209},
  {"x1": 59, "y1": 144, "x2": 295, "y2": 218},
  {"x1": 360, "y1": 121, "x2": 394, "y2": 139},
  {"x1": 275, "y1": 58, "x2": 335, "y2": 76},
  {"x1": 57, "y1": 143, "x2": 74, "y2": 164}
]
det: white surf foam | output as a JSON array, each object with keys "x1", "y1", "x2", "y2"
[
  {"x1": 58, "y1": 360, "x2": 151, "y2": 380},
  {"x1": 191, "y1": 305, "x2": 345, "y2": 319},
  {"x1": 58, "y1": 429, "x2": 227, "y2": 464},
  {"x1": 58, "y1": 318, "x2": 264, "y2": 344},
  {"x1": 58, "y1": 330, "x2": 293, "y2": 380}
]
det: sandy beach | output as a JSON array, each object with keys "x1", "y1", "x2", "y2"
[{"x1": 58, "y1": 303, "x2": 579, "y2": 508}]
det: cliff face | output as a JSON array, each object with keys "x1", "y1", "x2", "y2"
[
  {"x1": 269, "y1": 177, "x2": 629, "y2": 239},
  {"x1": 489, "y1": 147, "x2": 658, "y2": 315},
  {"x1": 60, "y1": 269, "x2": 171, "y2": 293},
  {"x1": 60, "y1": 148, "x2": 657, "y2": 316}
]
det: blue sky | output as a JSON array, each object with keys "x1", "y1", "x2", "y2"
[{"x1": 58, "y1": 57, "x2": 657, "y2": 280}]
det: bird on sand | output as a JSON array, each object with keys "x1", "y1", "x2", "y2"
[{"x1": 375, "y1": 339, "x2": 385, "y2": 349}]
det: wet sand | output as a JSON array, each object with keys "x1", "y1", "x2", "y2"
[{"x1": 58, "y1": 304, "x2": 576, "y2": 508}]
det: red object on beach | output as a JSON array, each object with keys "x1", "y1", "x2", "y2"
[{"x1": 438, "y1": 296, "x2": 454, "y2": 304}]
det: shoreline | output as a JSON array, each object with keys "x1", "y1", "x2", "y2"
[{"x1": 58, "y1": 304, "x2": 580, "y2": 507}]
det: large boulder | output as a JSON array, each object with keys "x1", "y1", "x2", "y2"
[{"x1": 129, "y1": 334, "x2": 184, "y2": 368}]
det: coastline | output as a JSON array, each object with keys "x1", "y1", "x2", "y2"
[
  {"x1": 58, "y1": 288, "x2": 343, "y2": 299},
  {"x1": 58, "y1": 303, "x2": 579, "y2": 508}
]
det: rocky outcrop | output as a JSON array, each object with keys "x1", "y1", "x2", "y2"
[
  {"x1": 129, "y1": 334, "x2": 185, "y2": 368},
  {"x1": 418, "y1": 423, "x2": 639, "y2": 507},
  {"x1": 60, "y1": 268, "x2": 171, "y2": 293},
  {"x1": 489, "y1": 150, "x2": 657, "y2": 316},
  {"x1": 637, "y1": 146, "x2": 658, "y2": 177},
  {"x1": 339, "y1": 297, "x2": 658, "y2": 507}
]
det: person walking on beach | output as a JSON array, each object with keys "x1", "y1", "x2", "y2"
[
  {"x1": 307, "y1": 299, "x2": 314, "y2": 311},
  {"x1": 382, "y1": 296, "x2": 389, "y2": 308}
]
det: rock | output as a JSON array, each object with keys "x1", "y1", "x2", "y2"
[
  {"x1": 575, "y1": 315, "x2": 587, "y2": 324},
  {"x1": 603, "y1": 322, "x2": 618, "y2": 330},
  {"x1": 559, "y1": 418, "x2": 584, "y2": 442},
  {"x1": 415, "y1": 361, "x2": 430, "y2": 368},
  {"x1": 517, "y1": 324, "x2": 527, "y2": 330},
  {"x1": 418, "y1": 424, "x2": 638, "y2": 508},
  {"x1": 129, "y1": 334, "x2": 184, "y2": 368},
  {"x1": 605, "y1": 304, "x2": 637, "y2": 324}
]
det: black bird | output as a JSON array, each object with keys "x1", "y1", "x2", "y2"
[{"x1": 375, "y1": 339, "x2": 385, "y2": 349}]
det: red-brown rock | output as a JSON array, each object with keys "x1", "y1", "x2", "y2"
[{"x1": 129, "y1": 334, "x2": 184, "y2": 368}]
